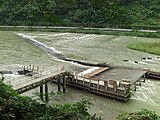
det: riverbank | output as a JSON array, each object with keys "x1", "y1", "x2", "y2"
[
  {"x1": 0, "y1": 26, "x2": 160, "y2": 38},
  {"x1": 128, "y1": 42, "x2": 160, "y2": 55}
]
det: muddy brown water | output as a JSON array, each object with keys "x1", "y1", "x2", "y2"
[{"x1": 1, "y1": 31, "x2": 160, "y2": 120}]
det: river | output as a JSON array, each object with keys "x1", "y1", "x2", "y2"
[{"x1": 1, "y1": 31, "x2": 160, "y2": 120}]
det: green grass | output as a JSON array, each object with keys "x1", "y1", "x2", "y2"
[{"x1": 128, "y1": 42, "x2": 160, "y2": 55}]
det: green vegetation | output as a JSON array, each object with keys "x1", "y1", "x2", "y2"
[
  {"x1": 117, "y1": 109, "x2": 160, "y2": 120},
  {"x1": 0, "y1": 0, "x2": 160, "y2": 28},
  {"x1": 128, "y1": 42, "x2": 160, "y2": 55},
  {"x1": 0, "y1": 75, "x2": 159, "y2": 120},
  {"x1": 0, "y1": 77, "x2": 101, "y2": 120}
]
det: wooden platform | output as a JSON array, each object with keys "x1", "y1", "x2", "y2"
[
  {"x1": 93, "y1": 68, "x2": 147, "y2": 84},
  {"x1": 5, "y1": 65, "x2": 151, "y2": 101},
  {"x1": 67, "y1": 67, "x2": 148, "y2": 101},
  {"x1": 12, "y1": 71, "x2": 65, "y2": 93}
]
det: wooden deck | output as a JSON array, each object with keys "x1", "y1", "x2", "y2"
[
  {"x1": 67, "y1": 67, "x2": 148, "y2": 101},
  {"x1": 12, "y1": 71, "x2": 65, "y2": 93},
  {"x1": 4, "y1": 65, "x2": 151, "y2": 101}
]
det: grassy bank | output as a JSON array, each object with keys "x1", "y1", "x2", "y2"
[
  {"x1": 128, "y1": 42, "x2": 160, "y2": 55},
  {"x1": 0, "y1": 27, "x2": 160, "y2": 38}
]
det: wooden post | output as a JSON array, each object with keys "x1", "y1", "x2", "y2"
[
  {"x1": 40, "y1": 85, "x2": 43, "y2": 101},
  {"x1": 139, "y1": 80, "x2": 141, "y2": 87},
  {"x1": 37, "y1": 66, "x2": 39, "y2": 71},
  {"x1": 97, "y1": 80, "x2": 99, "y2": 92},
  {"x1": 83, "y1": 77, "x2": 85, "y2": 88},
  {"x1": 134, "y1": 82, "x2": 137, "y2": 91},
  {"x1": 58, "y1": 79, "x2": 61, "y2": 91},
  {"x1": 63, "y1": 76, "x2": 66, "y2": 93},
  {"x1": 32, "y1": 65, "x2": 34, "y2": 71},
  {"x1": 147, "y1": 71, "x2": 149, "y2": 78},
  {"x1": 104, "y1": 81, "x2": 108, "y2": 90},
  {"x1": 75, "y1": 75, "x2": 78, "y2": 86},
  {"x1": 89, "y1": 79, "x2": 91, "y2": 91},
  {"x1": 27, "y1": 66, "x2": 28, "y2": 71},
  {"x1": 29, "y1": 65, "x2": 31, "y2": 70},
  {"x1": 45, "y1": 83, "x2": 49, "y2": 102}
]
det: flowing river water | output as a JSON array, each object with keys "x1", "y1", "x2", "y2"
[{"x1": 0, "y1": 31, "x2": 160, "y2": 120}]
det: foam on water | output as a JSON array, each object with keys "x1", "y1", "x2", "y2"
[
  {"x1": 137, "y1": 61, "x2": 152, "y2": 65},
  {"x1": 75, "y1": 34, "x2": 96, "y2": 40},
  {"x1": 48, "y1": 33, "x2": 71, "y2": 37},
  {"x1": 131, "y1": 79, "x2": 159, "y2": 106},
  {"x1": 18, "y1": 33, "x2": 91, "y2": 67},
  {"x1": 128, "y1": 61, "x2": 138, "y2": 65},
  {"x1": 52, "y1": 57, "x2": 88, "y2": 68},
  {"x1": 18, "y1": 33, "x2": 63, "y2": 54},
  {"x1": 4, "y1": 71, "x2": 23, "y2": 77}
]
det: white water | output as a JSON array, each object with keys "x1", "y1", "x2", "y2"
[
  {"x1": 18, "y1": 33, "x2": 89, "y2": 68},
  {"x1": 18, "y1": 33, "x2": 63, "y2": 54},
  {"x1": 16, "y1": 32, "x2": 160, "y2": 119}
]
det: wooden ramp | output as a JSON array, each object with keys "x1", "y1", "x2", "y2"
[{"x1": 78, "y1": 67, "x2": 109, "y2": 78}]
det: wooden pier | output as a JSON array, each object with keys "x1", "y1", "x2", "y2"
[
  {"x1": 65, "y1": 67, "x2": 147, "y2": 101},
  {"x1": 5, "y1": 65, "x2": 68, "y2": 102},
  {"x1": 5, "y1": 65, "x2": 159, "y2": 101}
]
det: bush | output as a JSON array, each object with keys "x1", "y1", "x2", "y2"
[
  {"x1": 116, "y1": 109, "x2": 160, "y2": 120},
  {"x1": 0, "y1": 78, "x2": 101, "y2": 120}
]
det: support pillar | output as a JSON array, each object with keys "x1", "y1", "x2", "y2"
[
  {"x1": 144, "y1": 75, "x2": 146, "y2": 82},
  {"x1": 104, "y1": 81, "x2": 108, "y2": 90},
  {"x1": 63, "y1": 76, "x2": 66, "y2": 93},
  {"x1": 45, "y1": 83, "x2": 49, "y2": 103},
  {"x1": 139, "y1": 81, "x2": 141, "y2": 87},
  {"x1": 134, "y1": 83, "x2": 137, "y2": 91},
  {"x1": 97, "y1": 80, "x2": 99, "y2": 92},
  {"x1": 40, "y1": 85, "x2": 44, "y2": 101},
  {"x1": 58, "y1": 79, "x2": 61, "y2": 91}
]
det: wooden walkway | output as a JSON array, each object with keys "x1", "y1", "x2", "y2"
[
  {"x1": 13, "y1": 71, "x2": 65, "y2": 93},
  {"x1": 4, "y1": 65, "x2": 152, "y2": 101}
]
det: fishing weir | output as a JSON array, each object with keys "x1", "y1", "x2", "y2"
[
  {"x1": 3, "y1": 64, "x2": 152, "y2": 102},
  {"x1": 64, "y1": 66, "x2": 148, "y2": 101}
]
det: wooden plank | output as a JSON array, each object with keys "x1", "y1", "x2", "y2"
[
  {"x1": 83, "y1": 67, "x2": 109, "y2": 78},
  {"x1": 78, "y1": 67, "x2": 109, "y2": 78}
]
